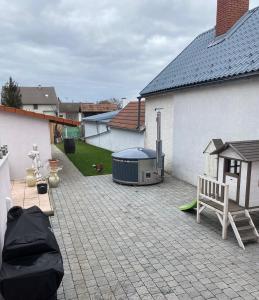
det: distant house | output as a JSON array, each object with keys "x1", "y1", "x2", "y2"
[
  {"x1": 59, "y1": 102, "x2": 81, "y2": 121},
  {"x1": 0, "y1": 105, "x2": 79, "y2": 180},
  {"x1": 140, "y1": 0, "x2": 259, "y2": 186},
  {"x1": 83, "y1": 101, "x2": 145, "y2": 152},
  {"x1": 81, "y1": 103, "x2": 118, "y2": 118},
  {"x1": 20, "y1": 86, "x2": 59, "y2": 116}
]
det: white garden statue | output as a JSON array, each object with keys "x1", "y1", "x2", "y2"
[{"x1": 28, "y1": 144, "x2": 43, "y2": 180}]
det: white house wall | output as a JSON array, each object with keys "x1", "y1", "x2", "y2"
[
  {"x1": 86, "y1": 127, "x2": 144, "y2": 152},
  {"x1": 249, "y1": 161, "x2": 259, "y2": 207},
  {"x1": 0, "y1": 111, "x2": 52, "y2": 180},
  {"x1": 23, "y1": 104, "x2": 57, "y2": 116},
  {"x1": 145, "y1": 77, "x2": 259, "y2": 185},
  {"x1": 144, "y1": 94, "x2": 174, "y2": 172},
  {"x1": 85, "y1": 123, "x2": 108, "y2": 138}
]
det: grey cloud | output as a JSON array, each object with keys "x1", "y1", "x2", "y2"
[{"x1": 0, "y1": 0, "x2": 258, "y2": 101}]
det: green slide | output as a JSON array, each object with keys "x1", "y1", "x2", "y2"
[{"x1": 179, "y1": 199, "x2": 197, "y2": 211}]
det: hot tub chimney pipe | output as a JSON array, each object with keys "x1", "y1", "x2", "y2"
[
  {"x1": 155, "y1": 109, "x2": 163, "y2": 175},
  {"x1": 137, "y1": 96, "x2": 141, "y2": 130}
]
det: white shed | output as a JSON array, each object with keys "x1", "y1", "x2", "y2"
[
  {"x1": 212, "y1": 140, "x2": 259, "y2": 209},
  {"x1": 0, "y1": 105, "x2": 79, "y2": 180}
]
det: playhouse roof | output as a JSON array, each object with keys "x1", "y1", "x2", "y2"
[
  {"x1": 203, "y1": 139, "x2": 224, "y2": 153},
  {"x1": 212, "y1": 140, "x2": 259, "y2": 162},
  {"x1": 140, "y1": 7, "x2": 259, "y2": 96}
]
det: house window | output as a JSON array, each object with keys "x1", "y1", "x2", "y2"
[
  {"x1": 33, "y1": 104, "x2": 38, "y2": 110},
  {"x1": 225, "y1": 159, "x2": 241, "y2": 175}
]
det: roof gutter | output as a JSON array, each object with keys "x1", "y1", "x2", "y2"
[{"x1": 140, "y1": 70, "x2": 259, "y2": 98}]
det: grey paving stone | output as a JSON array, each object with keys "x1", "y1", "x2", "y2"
[{"x1": 50, "y1": 146, "x2": 259, "y2": 300}]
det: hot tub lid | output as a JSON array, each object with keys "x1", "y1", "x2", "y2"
[{"x1": 112, "y1": 147, "x2": 163, "y2": 160}]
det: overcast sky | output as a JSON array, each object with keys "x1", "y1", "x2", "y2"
[{"x1": 0, "y1": 0, "x2": 258, "y2": 102}]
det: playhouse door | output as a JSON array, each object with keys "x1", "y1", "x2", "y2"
[{"x1": 225, "y1": 175, "x2": 238, "y2": 201}]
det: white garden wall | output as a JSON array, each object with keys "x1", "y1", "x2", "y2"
[
  {"x1": 0, "y1": 155, "x2": 11, "y2": 265},
  {"x1": 144, "y1": 77, "x2": 259, "y2": 185},
  {"x1": 0, "y1": 111, "x2": 52, "y2": 180},
  {"x1": 85, "y1": 125, "x2": 144, "y2": 152}
]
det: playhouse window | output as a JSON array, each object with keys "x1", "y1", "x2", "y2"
[{"x1": 226, "y1": 159, "x2": 241, "y2": 175}]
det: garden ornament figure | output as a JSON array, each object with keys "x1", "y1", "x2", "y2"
[{"x1": 28, "y1": 144, "x2": 43, "y2": 179}]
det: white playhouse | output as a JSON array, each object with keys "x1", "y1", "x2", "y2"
[{"x1": 197, "y1": 140, "x2": 259, "y2": 249}]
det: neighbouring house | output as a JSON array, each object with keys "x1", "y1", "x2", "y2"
[
  {"x1": 83, "y1": 110, "x2": 120, "y2": 144},
  {"x1": 140, "y1": 0, "x2": 259, "y2": 186},
  {"x1": 0, "y1": 105, "x2": 79, "y2": 180},
  {"x1": 59, "y1": 102, "x2": 82, "y2": 121},
  {"x1": 81, "y1": 103, "x2": 118, "y2": 118},
  {"x1": 20, "y1": 86, "x2": 59, "y2": 116},
  {"x1": 83, "y1": 101, "x2": 145, "y2": 152}
]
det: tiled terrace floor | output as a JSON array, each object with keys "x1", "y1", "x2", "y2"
[
  {"x1": 12, "y1": 180, "x2": 53, "y2": 216},
  {"x1": 51, "y1": 146, "x2": 259, "y2": 300}
]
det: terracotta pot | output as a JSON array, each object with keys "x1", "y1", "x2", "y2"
[{"x1": 49, "y1": 159, "x2": 59, "y2": 170}]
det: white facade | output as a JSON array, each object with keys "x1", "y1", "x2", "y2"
[
  {"x1": 144, "y1": 77, "x2": 259, "y2": 185},
  {"x1": 0, "y1": 111, "x2": 52, "y2": 180},
  {"x1": 23, "y1": 104, "x2": 57, "y2": 116},
  {"x1": 0, "y1": 154, "x2": 11, "y2": 264},
  {"x1": 85, "y1": 122, "x2": 144, "y2": 152},
  {"x1": 144, "y1": 95, "x2": 174, "y2": 172}
]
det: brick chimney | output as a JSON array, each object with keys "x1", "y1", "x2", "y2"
[{"x1": 216, "y1": 0, "x2": 249, "y2": 36}]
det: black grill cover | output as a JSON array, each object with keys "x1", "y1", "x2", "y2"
[
  {"x1": 0, "y1": 206, "x2": 64, "y2": 300},
  {"x1": 2, "y1": 206, "x2": 60, "y2": 262},
  {"x1": 0, "y1": 252, "x2": 63, "y2": 300}
]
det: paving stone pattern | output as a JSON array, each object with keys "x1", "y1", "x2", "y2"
[{"x1": 51, "y1": 146, "x2": 259, "y2": 300}]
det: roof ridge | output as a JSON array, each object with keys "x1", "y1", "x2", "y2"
[
  {"x1": 140, "y1": 28, "x2": 213, "y2": 95},
  {"x1": 140, "y1": 5, "x2": 259, "y2": 96}
]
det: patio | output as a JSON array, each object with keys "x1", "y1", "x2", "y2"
[{"x1": 51, "y1": 146, "x2": 259, "y2": 300}]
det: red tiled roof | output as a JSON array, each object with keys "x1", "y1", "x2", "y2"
[
  {"x1": 80, "y1": 103, "x2": 118, "y2": 112},
  {"x1": 0, "y1": 105, "x2": 80, "y2": 127},
  {"x1": 108, "y1": 101, "x2": 145, "y2": 131}
]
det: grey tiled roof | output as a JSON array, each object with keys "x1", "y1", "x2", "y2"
[
  {"x1": 59, "y1": 102, "x2": 81, "y2": 113},
  {"x1": 141, "y1": 7, "x2": 259, "y2": 96},
  {"x1": 20, "y1": 86, "x2": 58, "y2": 105}
]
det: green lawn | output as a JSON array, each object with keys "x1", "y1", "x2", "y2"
[{"x1": 56, "y1": 141, "x2": 113, "y2": 176}]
